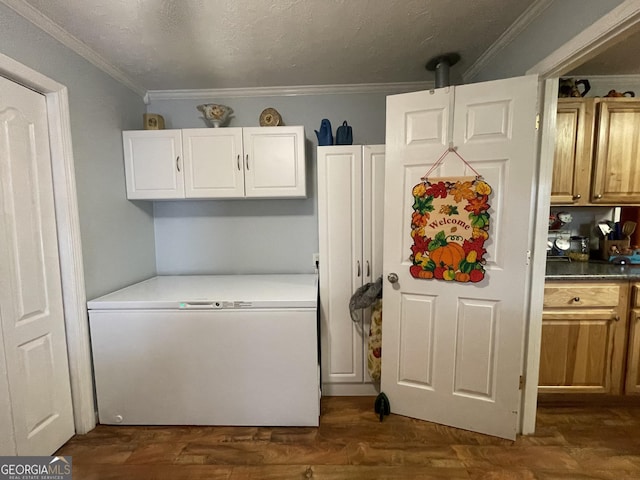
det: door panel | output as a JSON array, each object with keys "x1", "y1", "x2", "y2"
[
  {"x1": 454, "y1": 299, "x2": 499, "y2": 400},
  {"x1": 398, "y1": 293, "x2": 435, "y2": 387},
  {"x1": 0, "y1": 76, "x2": 74, "y2": 454},
  {"x1": 405, "y1": 105, "x2": 448, "y2": 146},
  {"x1": 382, "y1": 76, "x2": 539, "y2": 440}
]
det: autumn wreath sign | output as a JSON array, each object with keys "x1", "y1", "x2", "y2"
[{"x1": 410, "y1": 149, "x2": 491, "y2": 283}]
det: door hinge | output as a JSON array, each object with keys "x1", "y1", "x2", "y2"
[
  {"x1": 535, "y1": 114, "x2": 540, "y2": 131},
  {"x1": 526, "y1": 249, "x2": 531, "y2": 266},
  {"x1": 519, "y1": 375, "x2": 525, "y2": 390}
]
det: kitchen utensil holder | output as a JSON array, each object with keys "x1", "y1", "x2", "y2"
[{"x1": 600, "y1": 238, "x2": 630, "y2": 260}]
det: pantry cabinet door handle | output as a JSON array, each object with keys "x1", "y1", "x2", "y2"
[
  {"x1": 237, "y1": 154, "x2": 241, "y2": 171},
  {"x1": 366, "y1": 261, "x2": 370, "y2": 277},
  {"x1": 176, "y1": 156, "x2": 180, "y2": 172},
  {"x1": 357, "y1": 261, "x2": 361, "y2": 277},
  {"x1": 245, "y1": 154, "x2": 250, "y2": 170}
]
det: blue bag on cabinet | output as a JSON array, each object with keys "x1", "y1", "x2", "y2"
[
  {"x1": 335, "y1": 121, "x2": 353, "y2": 145},
  {"x1": 315, "y1": 119, "x2": 333, "y2": 146}
]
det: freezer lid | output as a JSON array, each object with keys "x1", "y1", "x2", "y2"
[{"x1": 87, "y1": 274, "x2": 318, "y2": 310}]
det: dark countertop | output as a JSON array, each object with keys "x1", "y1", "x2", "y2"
[{"x1": 546, "y1": 259, "x2": 640, "y2": 281}]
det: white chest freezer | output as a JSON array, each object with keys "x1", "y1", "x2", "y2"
[{"x1": 87, "y1": 274, "x2": 319, "y2": 427}]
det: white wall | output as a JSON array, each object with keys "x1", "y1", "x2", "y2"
[
  {"x1": 148, "y1": 92, "x2": 398, "y2": 274},
  {"x1": 470, "y1": 0, "x2": 626, "y2": 82},
  {"x1": 0, "y1": 4, "x2": 156, "y2": 299}
]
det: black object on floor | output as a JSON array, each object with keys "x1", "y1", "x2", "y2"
[{"x1": 374, "y1": 392, "x2": 390, "y2": 422}]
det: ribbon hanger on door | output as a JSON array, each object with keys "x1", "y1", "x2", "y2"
[{"x1": 421, "y1": 143, "x2": 482, "y2": 181}]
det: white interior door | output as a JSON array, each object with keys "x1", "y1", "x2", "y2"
[
  {"x1": 0, "y1": 75, "x2": 75, "y2": 454},
  {"x1": 381, "y1": 75, "x2": 539, "y2": 440}
]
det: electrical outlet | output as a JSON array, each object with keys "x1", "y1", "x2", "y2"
[{"x1": 313, "y1": 253, "x2": 320, "y2": 268}]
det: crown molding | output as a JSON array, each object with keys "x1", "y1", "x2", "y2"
[
  {"x1": 144, "y1": 81, "x2": 435, "y2": 103},
  {"x1": 463, "y1": 0, "x2": 554, "y2": 83},
  {"x1": 1, "y1": 0, "x2": 146, "y2": 97}
]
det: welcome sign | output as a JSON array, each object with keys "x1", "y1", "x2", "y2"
[{"x1": 410, "y1": 176, "x2": 491, "y2": 283}]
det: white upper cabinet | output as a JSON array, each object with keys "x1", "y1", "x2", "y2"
[
  {"x1": 242, "y1": 127, "x2": 306, "y2": 198},
  {"x1": 182, "y1": 128, "x2": 245, "y2": 198},
  {"x1": 123, "y1": 126, "x2": 306, "y2": 200},
  {"x1": 123, "y1": 130, "x2": 184, "y2": 200}
]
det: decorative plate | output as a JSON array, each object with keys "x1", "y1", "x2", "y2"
[{"x1": 259, "y1": 108, "x2": 282, "y2": 127}]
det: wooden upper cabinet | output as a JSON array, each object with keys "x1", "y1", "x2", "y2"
[
  {"x1": 592, "y1": 99, "x2": 640, "y2": 204},
  {"x1": 551, "y1": 99, "x2": 595, "y2": 205}
]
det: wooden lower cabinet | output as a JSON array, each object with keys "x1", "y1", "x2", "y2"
[
  {"x1": 625, "y1": 283, "x2": 640, "y2": 393},
  {"x1": 539, "y1": 281, "x2": 629, "y2": 394}
]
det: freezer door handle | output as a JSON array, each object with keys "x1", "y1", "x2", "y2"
[{"x1": 179, "y1": 301, "x2": 223, "y2": 309}]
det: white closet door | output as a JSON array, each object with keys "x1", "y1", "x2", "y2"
[{"x1": 0, "y1": 75, "x2": 74, "y2": 455}]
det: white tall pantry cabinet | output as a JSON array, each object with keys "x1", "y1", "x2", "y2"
[{"x1": 317, "y1": 145, "x2": 384, "y2": 395}]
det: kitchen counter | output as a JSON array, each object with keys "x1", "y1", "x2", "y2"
[{"x1": 546, "y1": 259, "x2": 640, "y2": 280}]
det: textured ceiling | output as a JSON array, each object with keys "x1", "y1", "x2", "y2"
[{"x1": 17, "y1": 0, "x2": 536, "y2": 92}]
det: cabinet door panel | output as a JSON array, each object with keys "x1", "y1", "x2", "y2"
[
  {"x1": 539, "y1": 310, "x2": 621, "y2": 393},
  {"x1": 627, "y1": 308, "x2": 640, "y2": 394},
  {"x1": 592, "y1": 100, "x2": 640, "y2": 203},
  {"x1": 318, "y1": 146, "x2": 364, "y2": 385},
  {"x1": 182, "y1": 128, "x2": 244, "y2": 198},
  {"x1": 551, "y1": 100, "x2": 593, "y2": 205},
  {"x1": 123, "y1": 130, "x2": 184, "y2": 199},
  {"x1": 243, "y1": 127, "x2": 305, "y2": 198},
  {"x1": 361, "y1": 145, "x2": 385, "y2": 384}
]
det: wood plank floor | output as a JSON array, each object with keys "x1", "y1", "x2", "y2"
[{"x1": 56, "y1": 396, "x2": 640, "y2": 479}]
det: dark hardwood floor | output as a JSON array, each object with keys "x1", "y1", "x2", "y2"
[{"x1": 56, "y1": 396, "x2": 640, "y2": 479}]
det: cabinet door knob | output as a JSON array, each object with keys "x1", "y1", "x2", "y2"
[
  {"x1": 572, "y1": 194, "x2": 582, "y2": 200},
  {"x1": 573, "y1": 297, "x2": 580, "y2": 302},
  {"x1": 614, "y1": 315, "x2": 621, "y2": 322},
  {"x1": 387, "y1": 273, "x2": 398, "y2": 284},
  {"x1": 595, "y1": 194, "x2": 603, "y2": 199}
]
